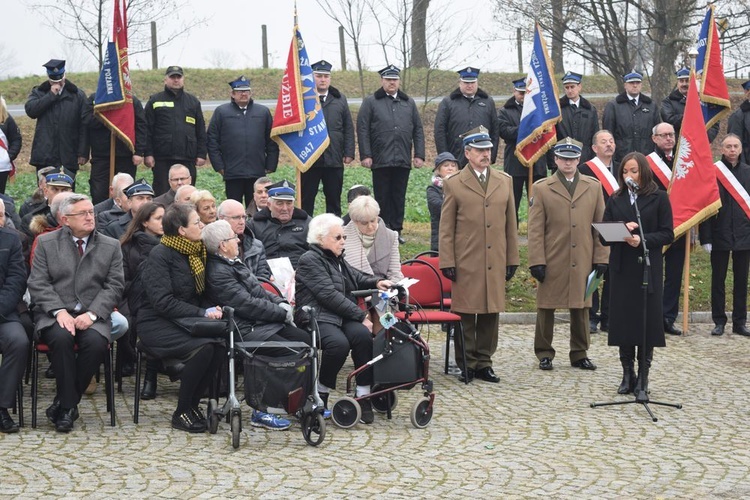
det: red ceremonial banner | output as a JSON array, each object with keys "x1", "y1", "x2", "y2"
[
  {"x1": 271, "y1": 35, "x2": 305, "y2": 135},
  {"x1": 668, "y1": 73, "x2": 721, "y2": 238}
]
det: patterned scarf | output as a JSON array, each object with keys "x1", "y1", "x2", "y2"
[
  {"x1": 431, "y1": 174, "x2": 444, "y2": 189},
  {"x1": 161, "y1": 235, "x2": 207, "y2": 294}
]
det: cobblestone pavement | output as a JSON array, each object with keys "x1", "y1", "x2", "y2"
[{"x1": 2, "y1": 321, "x2": 750, "y2": 499}]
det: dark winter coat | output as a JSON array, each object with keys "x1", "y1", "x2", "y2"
[
  {"x1": 603, "y1": 189, "x2": 673, "y2": 347},
  {"x1": 206, "y1": 99, "x2": 279, "y2": 179},
  {"x1": 248, "y1": 207, "x2": 310, "y2": 268},
  {"x1": 434, "y1": 88, "x2": 499, "y2": 166},
  {"x1": 727, "y1": 101, "x2": 750, "y2": 165},
  {"x1": 0, "y1": 114, "x2": 22, "y2": 162},
  {"x1": 144, "y1": 87, "x2": 207, "y2": 161},
  {"x1": 357, "y1": 87, "x2": 425, "y2": 168},
  {"x1": 546, "y1": 95, "x2": 599, "y2": 165},
  {"x1": 699, "y1": 158, "x2": 750, "y2": 251},
  {"x1": 121, "y1": 230, "x2": 160, "y2": 314},
  {"x1": 100, "y1": 210, "x2": 133, "y2": 240},
  {"x1": 0, "y1": 227, "x2": 26, "y2": 324},
  {"x1": 602, "y1": 92, "x2": 660, "y2": 166},
  {"x1": 83, "y1": 93, "x2": 148, "y2": 158},
  {"x1": 661, "y1": 89, "x2": 719, "y2": 142},
  {"x1": 24, "y1": 79, "x2": 88, "y2": 170},
  {"x1": 136, "y1": 244, "x2": 220, "y2": 361},
  {"x1": 240, "y1": 223, "x2": 271, "y2": 279},
  {"x1": 497, "y1": 97, "x2": 547, "y2": 177},
  {"x1": 426, "y1": 182, "x2": 444, "y2": 251},
  {"x1": 312, "y1": 86, "x2": 355, "y2": 169},
  {"x1": 295, "y1": 244, "x2": 380, "y2": 327},
  {"x1": 205, "y1": 254, "x2": 287, "y2": 341}
]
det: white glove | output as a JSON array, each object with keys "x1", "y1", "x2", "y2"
[
  {"x1": 702, "y1": 243, "x2": 712, "y2": 254},
  {"x1": 280, "y1": 302, "x2": 295, "y2": 325}
]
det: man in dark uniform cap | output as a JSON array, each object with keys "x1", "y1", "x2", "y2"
[
  {"x1": 528, "y1": 137, "x2": 608, "y2": 372},
  {"x1": 434, "y1": 67, "x2": 499, "y2": 168},
  {"x1": 207, "y1": 75, "x2": 278, "y2": 207},
  {"x1": 300, "y1": 60, "x2": 355, "y2": 216},
  {"x1": 19, "y1": 169, "x2": 73, "y2": 239},
  {"x1": 662, "y1": 68, "x2": 719, "y2": 143},
  {"x1": 100, "y1": 179, "x2": 154, "y2": 240},
  {"x1": 547, "y1": 71, "x2": 599, "y2": 167},
  {"x1": 357, "y1": 64, "x2": 425, "y2": 243},
  {"x1": 728, "y1": 80, "x2": 750, "y2": 164},
  {"x1": 25, "y1": 59, "x2": 88, "y2": 181}
]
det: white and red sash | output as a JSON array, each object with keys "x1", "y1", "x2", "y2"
[
  {"x1": 0, "y1": 127, "x2": 15, "y2": 179},
  {"x1": 714, "y1": 160, "x2": 750, "y2": 219},
  {"x1": 646, "y1": 152, "x2": 672, "y2": 189},
  {"x1": 584, "y1": 158, "x2": 619, "y2": 195}
]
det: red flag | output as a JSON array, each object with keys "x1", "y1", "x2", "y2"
[
  {"x1": 271, "y1": 33, "x2": 305, "y2": 136},
  {"x1": 93, "y1": 0, "x2": 135, "y2": 151},
  {"x1": 696, "y1": 5, "x2": 731, "y2": 129},
  {"x1": 668, "y1": 73, "x2": 721, "y2": 238}
]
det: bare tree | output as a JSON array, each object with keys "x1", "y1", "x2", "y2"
[
  {"x1": 316, "y1": 0, "x2": 368, "y2": 99},
  {"x1": 410, "y1": 0, "x2": 430, "y2": 68},
  {"x1": 0, "y1": 44, "x2": 19, "y2": 79},
  {"x1": 24, "y1": 0, "x2": 207, "y2": 70}
]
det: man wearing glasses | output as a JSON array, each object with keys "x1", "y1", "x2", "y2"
[
  {"x1": 217, "y1": 199, "x2": 271, "y2": 279},
  {"x1": 144, "y1": 66, "x2": 206, "y2": 196},
  {"x1": 28, "y1": 193, "x2": 125, "y2": 432},
  {"x1": 207, "y1": 76, "x2": 279, "y2": 207},
  {"x1": 648, "y1": 122, "x2": 685, "y2": 336},
  {"x1": 154, "y1": 164, "x2": 191, "y2": 207}
]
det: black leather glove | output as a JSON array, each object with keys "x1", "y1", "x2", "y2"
[
  {"x1": 530, "y1": 265, "x2": 546, "y2": 283},
  {"x1": 594, "y1": 263, "x2": 608, "y2": 278},
  {"x1": 505, "y1": 265, "x2": 517, "y2": 282},
  {"x1": 441, "y1": 267, "x2": 456, "y2": 282}
]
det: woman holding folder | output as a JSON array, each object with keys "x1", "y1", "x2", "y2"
[{"x1": 602, "y1": 152, "x2": 674, "y2": 399}]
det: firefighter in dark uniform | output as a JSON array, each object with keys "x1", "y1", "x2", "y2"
[
  {"x1": 662, "y1": 67, "x2": 719, "y2": 143},
  {"x1": 434, "y1": 67, "x2": 499, "y2": 168},
  {"x1": 144, "y1": 66, "x2": 207, "y2": 196}
]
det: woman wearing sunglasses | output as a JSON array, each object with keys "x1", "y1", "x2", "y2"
[{"x1": 295, "y1": 213, "x2": 393, "y2": 424}]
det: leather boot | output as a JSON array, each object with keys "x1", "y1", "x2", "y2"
[
  {"x1": 617, "y1": 346, "x2": 636, "y2": 394},
  {"x1": 634, "y1": 346, "x2": 653, "y2": 402},
  {"x1": 141, "y1": 368, "x2": 158, "y2": 400}
]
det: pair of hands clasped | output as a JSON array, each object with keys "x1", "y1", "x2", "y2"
[{"x1": 441, "y1": 266, "x2": 518, "y2": 283}]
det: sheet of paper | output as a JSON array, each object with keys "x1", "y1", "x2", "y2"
[{"x1": 592, "y1": 222, "x2": 632, "y2": 242}]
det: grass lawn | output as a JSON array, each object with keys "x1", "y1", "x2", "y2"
[{"x1": 5, "y1": 165, "x2": 717, "y2": 313}]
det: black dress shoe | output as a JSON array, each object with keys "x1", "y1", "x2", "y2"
[
  {"x1": 45, "y1": 365, "x2": 55, "y2": 379},
  {"x1": 0, "y1": 408, "x2": 20, "y2": 434},
  {"x1": 172, "y1": 410, "x2": 207, "y2": 433},
  {"x1": 46, "y1": 399, "x2": 62, "y2": 424},
  {"x1": 191, "y1": 406, "x2": 207, "y2": 427},
  {"x1": 476, "y1": 367, "x2": 500, "y2": 383},
  {"x1": 600, "y1": 322, "x2": 609, "y2": 332},
  {"x1": 733, "y1": 325, "x2": 750, "y2": 337},
  {"x1": 589, "y1": 320, "x2": 598, "y2": 333},
  {"x1": 711, "y1": 324, "x2": 725, "y2": 336},
  {"x1": 571, "y1": 357, "x2": 597, "y2": 370},
  {"x1": 55, "y1": 408, "x2": 77, "y2": 433},
  {"x1": 664, "y1": 320, "x2": 682, "y2": 335},
  {"x1": 459, "y1": 368, "x2": 475, "y2": 383},
  {"x1": 141, "y1": 379, "x2": 157, "y2": 400},
  {"x1": 539, "y1": 357, "x2": 553, "y2": 370}
]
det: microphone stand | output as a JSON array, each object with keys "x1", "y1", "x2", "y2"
[{"x1": 591, "y1": 188, "x2": 682, "y2": 422}]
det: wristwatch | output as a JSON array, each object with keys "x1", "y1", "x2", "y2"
[{"x1": 87, "y1": 312, "x2": 97, "y2": 322}]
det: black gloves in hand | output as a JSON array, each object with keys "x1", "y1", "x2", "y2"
[
  {"x1": 441, "y1": 267, "x2": 456, "y2": 282},
  {"x1": 505, "y1": 265, "x2": 518, "y2": 282},
  {"x1": 530, "y1": 265, "x2": 546, "y2": 283},
  {"x1": 594, "y1": 263, "x2": 608, "y2": 278}
]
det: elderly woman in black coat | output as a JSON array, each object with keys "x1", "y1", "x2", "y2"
[
  {"x1": 202, "y1": 220, "x2": 312, "y2": 430},
  {"x1": 603, "y1": 152, "x2": 673, "y2": 400},
  {"x1": 137, "y1": 203, "x2": 225, "y2": 433},
  {"x1": 295, "y1": 213, "x2": 392, "y2": 424}
]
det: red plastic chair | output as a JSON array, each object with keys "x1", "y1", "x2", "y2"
[
  {"x1": 414, "y1": 251, "x2": 452, "y2": 309},
  {"x1": 259, "y1": 277, "x2": 283, "y2": 297},
  {"x1": 396, "y1": 259, "x2": 468, "y2": 383}
]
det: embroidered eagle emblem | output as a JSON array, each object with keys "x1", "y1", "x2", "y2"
[{"x1": 673, "y1": 136, "x2": 694, "y2": 180}]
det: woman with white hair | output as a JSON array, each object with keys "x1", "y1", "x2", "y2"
[
  {"x1": 0, "y1": 96, "x2": 22, "y2": 194},
  {"x1": 295, "y1": 214, "x2": 393, "y2": 424},
  {"x1": 190, "y1": 189, "x2": 217, "y2": 225},
  {"x1": 343, "y1": 195, "x2": 403, "y2": 282},
  {"x1": 203, "y1": 220, "x2": 311, "y2": 430}
]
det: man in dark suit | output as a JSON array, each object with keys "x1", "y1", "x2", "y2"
[
  {"x1": 547, "y1": 72, "x2": 599, "y2": 168},
  {"x1": 28, "y1": 193, "x2": 125, "y2": 432},
  {"x1": 301, "y1": 61, "x2": 355, "y2": 216}
]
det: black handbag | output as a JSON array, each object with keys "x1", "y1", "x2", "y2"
[{"x1": 172, "y1": 317, "x2": 228, "y2": 338}]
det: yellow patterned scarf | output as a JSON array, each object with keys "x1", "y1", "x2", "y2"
[{"x1": 161, "y1": 235, "x2": 207, "y2": 294}]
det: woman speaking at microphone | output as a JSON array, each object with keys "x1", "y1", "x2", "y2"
[{"x1": 602, "y1": 152, "x2": 674, "y2": 399}]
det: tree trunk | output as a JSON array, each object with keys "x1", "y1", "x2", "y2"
[
  {"x1": 550, "y1": 0, "x2": 565, "y2": 72},
  {"x1": 409, "y1": 0, "x2": 430, "y2": 68}
]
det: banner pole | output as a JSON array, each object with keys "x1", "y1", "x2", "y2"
[
  {"x1": 109, "y1": 134, "x2": 116, "y2": 187},
  {"x1": 682, "y1": 234, "x2": 691, "y2": 335},
  {"x1": 296, "y1": 168, "x2": 302, "y2": 210},
  {"x1": 528, "y1": 165, "x2": 533, "y2": 201}
]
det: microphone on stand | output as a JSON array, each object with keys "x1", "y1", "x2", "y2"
[{"x1": 625, "y1": 177, "x2": 640, "y2": 193}]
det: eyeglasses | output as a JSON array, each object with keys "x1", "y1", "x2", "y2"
[
  {"x1": 331, "y1": 234, "x2": 347, "y2": 241},
  {"x1": 654, "y1": 133, "x2": 675, "y2": 138},
  {"x1": 222, "y1": 236, "x2": 240, "y2": 243},
  {"x1": 66, "y1": 210, "x2": 95, "y2": 218},
  {"x1": 170, "y1": 176, "x2": 190, "y2": 182},
  {"x1": 222, "y1": 214, "x2": 247, "y2": 221}
]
